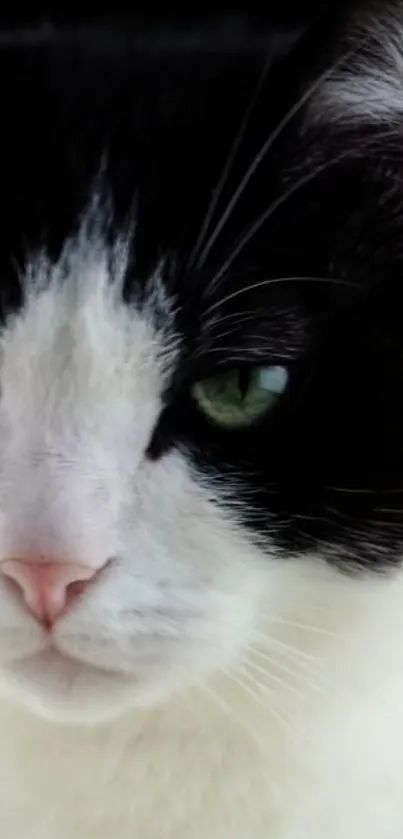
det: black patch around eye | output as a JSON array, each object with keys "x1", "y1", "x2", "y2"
[
  {"x1": 5, "y1": 15, "x2": 403, "y2": 577},
  {"x1": 147, "y1": 278, "x2": 403, "y2": 575},
  {"x1": 147, "y1": 356, "x2": 294, "y2": 465}
]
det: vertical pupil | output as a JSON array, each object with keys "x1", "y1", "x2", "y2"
[{"x1": 238, "y1": 369, "x2": 251, "y2": 399}]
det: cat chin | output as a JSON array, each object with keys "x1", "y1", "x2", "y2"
[{"x1": 0, "y1": 649, "x2": 184, "y2": 725}]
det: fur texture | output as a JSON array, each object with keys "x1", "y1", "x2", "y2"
[{"x1": 1, "y1": 2, "x2": 403, "y2": 836}]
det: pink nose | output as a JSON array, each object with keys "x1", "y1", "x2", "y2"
[{"x1": 0, "y1": 559, "x2": 97, "y2": 627}]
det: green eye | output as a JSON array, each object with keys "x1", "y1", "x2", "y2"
[{"x1": 192, "y1": 365, "x2": 288, "y2": 429}]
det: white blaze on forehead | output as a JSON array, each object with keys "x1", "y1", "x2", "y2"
[
  {"x1": 0, "y1": 211, "x2": 270, "y2": 725},
  {"x1": 0, "y1": 226, "x2": 178, "y2": 564},
  {"x1": 1, "y1": 229, "x2": 177, "y2": 421}
]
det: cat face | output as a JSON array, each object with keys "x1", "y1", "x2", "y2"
[
  {"x1": 0, "y1": 236, "x2": 273, "y2": 721},
  {"x1": 0, "y1": 3, "x2": 402, "y2": 722}
]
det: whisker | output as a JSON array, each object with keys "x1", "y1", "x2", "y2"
[
  {"x1": 201, "y1": 325, "x2": 256, "y2": 346},
  {"x1": 201, "y1": 682, "x2": 287, "y2": 805},
  {"x1": 209, "y1": 310, "x2": 258, "y2": 325},
  {"x1": 253, "y1": 664, "x2": 328, "y2": 708},
  {"x1": 196, "y1": 34, "x2": 371, "y2": 268},
  {"x1": 204, "y1": 275, "x2": 346, "y2": 331},
  {"x1": 251, "y1": 633, "x2": 320, "y2": 664},
  {"x1": 200, "y1": 682, "x2": 271, "y2": 752},
  {"x1": 242, "y1": 661, "x2": 306, "y2": 699},
  {"x1": 227, "y1": 667, "x2": 304, "y2": 747},
  {"x1": 266, "y1": 658, "x2": 324, "y2": 691},
  {"x1": 210, "y1": 354, "x2": 291, "y2": 366},
  {"x1": 328, "y1": 485, "x2": 403, "y2": 496},
  {"x1": 260, "y1": 615, "x2": 347, "y2": 640},
  {"x1": 244, "y1": 659, "x2": 306, "y2": 700},
  {"x1": 253, "y1": 650, "x2": 329, "y2": 700},
  {"x1": 207, "y1": 129, "x2": 397, "y2": 290},
  {"x1": 227, "y1": 667, "x2": 281, "y2": 711},
  {"x1": 375, "y1": 508, "x2": 403, "y2": 516},
  {"x1": 200, "y1": 343, "x2": 283, "y2": 356},
  {"x1": 324, "y1": 505, "x2": 403, "y2": 529},
  {"x1": 250, "y1": 643, "x2": 326, "y2": 680},
  {"x1": 189, "y1": 58, "x2": 271, "y2": 270},
  {"x1": 249, "y1": 642, "x2": 322, "y2": 678},
  {"x1": 204, "y1": 274, "x2": 350, "y2": 322}
]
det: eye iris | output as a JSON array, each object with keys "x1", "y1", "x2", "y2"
[{"x1": 192, "y1": 365, "x2": 287, "y2": 428}]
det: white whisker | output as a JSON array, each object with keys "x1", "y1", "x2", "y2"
[
  {"x1": 227, "y1": 667, "x2": 305, "y2": 749},
  {"x1": 251, "y1": 633, "x2": 320, "y2": 664},
  {"x1": 328, "y1": 485, "x2": 403, "y2": 495},
  {"x1": 248, "y1": 642, "x2": 323, "y2": 679},
  {"x1": 204, "y1": 274, "x2": 350, "y2": 322},
  {"x1": 207, "y1": 129, "x2": 396, "y2": 290},
  {"x1": 251, "y1": 649, "x2": 329, "y2": 701},
  {"x1": 189, "y1": 58, "x2": 271, "y2": 270},
  {"x1": 204, "y1": 275, "x2": 347, "y2": 332},
  {"x1": 206, "y1": 270, "x2": 348, "y2": 316},
  {"x1": 196, "y1": 34, "x2": 370, "y2": 268},
  {"x1": 258, "y1": 615, "x2": 347, "y2": 640},
  {"x1": 201, "y1": 682, "x2": 270, "y2": 752},
  {"x1": 200, "y1": 683, "x2": 287, "y2": 805},
  {"x1": 244, "y1": 658, "x2": 306, "y2": 700}
]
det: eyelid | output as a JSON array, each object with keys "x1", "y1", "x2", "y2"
[{"x1": 189, "y1": 356, "x2": 288, "y2": 384}]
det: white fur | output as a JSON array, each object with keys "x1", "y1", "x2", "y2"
[
  {"x1": 1, "y1": 562, "x2": 403, "y2": 838},
  {"x1": 0, "y1": 229, "x2": 403, "y2": 836},
  {"x1": 311, "y1": 5, "x2": 403, "y2": 123}
]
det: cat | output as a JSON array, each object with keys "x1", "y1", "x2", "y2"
[{"x1": 0, "y1": 1, "x2": 403, "y2": 836}]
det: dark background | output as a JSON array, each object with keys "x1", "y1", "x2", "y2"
[{"x1": 0, "y1": 1, "x2": 333, "y2": 31}]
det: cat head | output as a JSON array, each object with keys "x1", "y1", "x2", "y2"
[{"x1": 0, "y1": 3, "x2": 401, "y2": 723}]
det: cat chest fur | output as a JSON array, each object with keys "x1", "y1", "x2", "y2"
[{"x1": 0, "y1": 696, "x2": 283, "y2": 839}]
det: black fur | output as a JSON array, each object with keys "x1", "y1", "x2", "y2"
[{"x1": 1, "y1": 2, "x2": 403, "y2": 572}]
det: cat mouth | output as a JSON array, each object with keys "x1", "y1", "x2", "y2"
[
  {"x1": 0, "y1": 642, "x2": 190, "y2": 723},
  {"x1": 0, "y1": 646, "x2": 140, "y2": 722},
  {"x1": 0, "y1": 634, "x2": 206, "y2": 721},
  {"x1": 16, "y1": 646, "x2": 134, "y2": 678}
]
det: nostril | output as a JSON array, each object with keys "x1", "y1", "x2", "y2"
[
  {"x1": 3, "y1": 573, "x2": 23, "y2": 601},
  {"x1": 0, "y1": 559, "x2": 103, "y2": 627},
  {"x1": 64, "y1": 578, "x2": 92, "y2": 613},
  {"x1": 67, "y1": 580, "x2": 89, "y2": 599}
]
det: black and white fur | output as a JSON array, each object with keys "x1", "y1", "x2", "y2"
[{"x1": 0, "y1": 2, "x2": 403, "y2": 836}]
